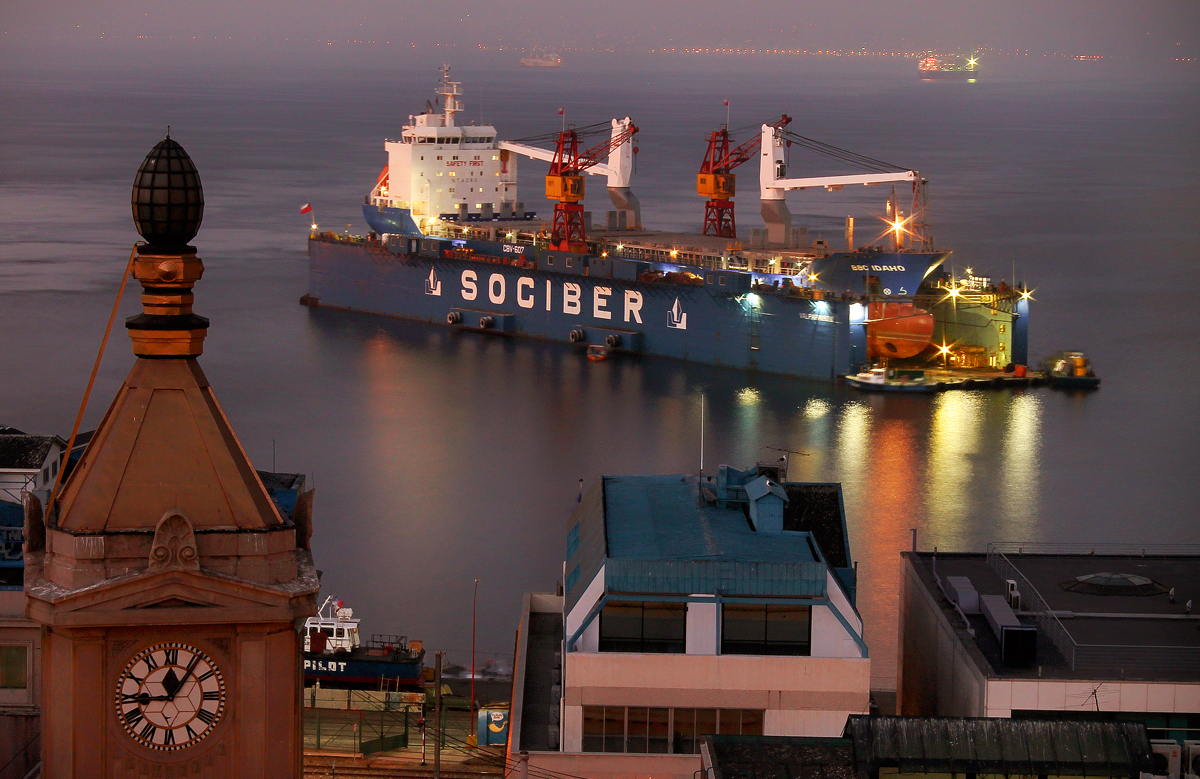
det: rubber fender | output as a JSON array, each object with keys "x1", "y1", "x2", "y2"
[
  {"x1": 446, "y1": 311, "x2": 463, "y2": 325},
  {"x1": 569, "y1": 328, "x2": 586, "y2": 343},
  {"x1": 604, "y1": 334, "x2": 622, "y2": 348},
  {"x1": 479, "y1": 315, "x2": 495, "y2": 329}
]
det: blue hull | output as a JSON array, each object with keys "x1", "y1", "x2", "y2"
[
  {"x1": 808, "y1": 251, "x2": 948, "y2": 298},
  {"x1": 362, "y1": 204, "x2": 424, "y2": 237},
  {"x1": 307, "y1": 237, "x2": 867, "y2": 382},
  {"x1": 304, "y1": 654, "x2": 423, "y2": 686}
]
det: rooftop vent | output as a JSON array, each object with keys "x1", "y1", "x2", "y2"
[{"x1": 1060, "y1": 572, "x2": 1168, "y2": 596}]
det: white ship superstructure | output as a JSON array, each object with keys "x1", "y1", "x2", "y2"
[{"x1": 370, "y1": 66, "x2": 519, "y2": 230}]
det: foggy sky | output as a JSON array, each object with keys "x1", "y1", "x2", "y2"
[{"x1": 3, "y1": 0, "x2": 1198, "y2": 58}]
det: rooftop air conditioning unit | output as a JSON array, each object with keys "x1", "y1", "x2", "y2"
[
  {"x1": 1006, "y1": 579, "x2": 1022, "y2": 611},
  {"x1": 1183, "y1": 740, "x2": 1200, "y2": 778},
  {"x1": 1151, "y1": 739, "x2": 1182, "y2": 779}
]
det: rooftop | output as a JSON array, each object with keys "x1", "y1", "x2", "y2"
[
  {"x1": 565, "y1": 471, "x2": 852, "y2": 616},
  {"x1": 0, "y1": 432, "x2": 61, "y2": 471},
  {"x1": 907, "y1": 545, "x2": 1200, "y2": 682},
  {"x1": 604, "y1": 474, "x2": 819, "y2": 564},
  {"x1": 705, "y1": 717, "x2": 1156, "y2": 779}
]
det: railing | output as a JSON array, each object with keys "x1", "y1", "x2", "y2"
[
  {"x1": 985, "y1": 542, "x2": 1200, "y2": 674},
  {"x1": 304, "y1": 689, "x2": 417, "y2": 755},
  {"x1": 985, "y1": 546, "x2": 1079, "y2": 668}
]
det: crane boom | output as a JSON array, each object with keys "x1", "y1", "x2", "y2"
[
  {"x1": 505, "y1": 119, "x2": 639, "y2": 252},
  {"x1": 758, "y1": 123, "x2": 929, "y2": 248},
  {"x1": 698, "y1": 115, "x2": 790, "y2": 238}
]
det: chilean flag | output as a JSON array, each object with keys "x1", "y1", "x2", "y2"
[
  {"x1": 300, "y1": 203, "x2": 313, "y2": 214},
  {"x1": 557, "y1": 107, "x2": 564, "y2": 115},
  {"x1": 724, "y1": 99, "x2": 729, "y2": 106}
]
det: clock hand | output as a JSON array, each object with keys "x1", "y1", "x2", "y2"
[
  {"x1": 120, "y1": 692, "x2": 174, "y2": 703},
  {"x1": 168, "y1": 654, "x2": 203, "y2": 701}
]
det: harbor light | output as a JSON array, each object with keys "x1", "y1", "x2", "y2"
[
  {"x1": 670, "y1": 249, "x2": 679, "y2": 258},
  {"x1": 615, "y1": 244, "x2": 623, "y2": 251},
  {"x1": 747, "y1": 293, "x2": 761, "y2": 307}
]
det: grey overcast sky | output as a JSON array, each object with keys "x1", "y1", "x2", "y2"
[{"x1": 2, "y1": 0, "x2": 1198, "y2": 58}]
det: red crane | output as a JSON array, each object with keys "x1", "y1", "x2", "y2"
[
  {"x1": 697, "y1": 114, "x2": 790, "y2": 238},
  {"x1": 545, "y1": 123, "x2": 638, "y2": 252}
]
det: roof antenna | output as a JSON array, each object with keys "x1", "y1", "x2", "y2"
[{"x1": 166, "y1": 125, "x2": 171, "y2": 139}]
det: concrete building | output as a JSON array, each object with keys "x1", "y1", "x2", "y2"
[
  {"x1": 511, "y1": 464, "x2": 870, "y2": 779},
  {"x1": 899, "y1": 545, "x2": 1200, "y2": 745}
]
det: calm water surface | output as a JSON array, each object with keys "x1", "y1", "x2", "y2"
[{"x1": 2, "y1": 52, "x2": 1197, "y2": 688}]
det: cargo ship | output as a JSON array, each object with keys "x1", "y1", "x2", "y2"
[{"x1": 306, "y1": 68, "x2": 1029, "y2": 382}]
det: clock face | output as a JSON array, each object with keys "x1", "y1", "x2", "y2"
[{"x1": 115, "y1": 642, "x2": 226, "y2": 751}]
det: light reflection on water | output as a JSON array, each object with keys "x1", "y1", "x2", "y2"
[{"x1": 304, "y1": 309, "x2": 1060, "y2": 687}]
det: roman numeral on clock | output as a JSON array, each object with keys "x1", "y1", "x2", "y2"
[
  {"x1": 202, "y1": 690, "x2": 220, "y2": 701},
  {"x1": 163, "y1": 647, "x2": 179, "y2": 665},
  {"x1": 139, "y1": 721, "x2": 156, "y2": 742},
  {"x1": 196, "y1": 669, "x2": 214, "y2": 682},
  {"x1": 163, "y1": 728, "x2": 175, "y2": 746},
  {"x1": 196, "y1": 708, "x2": 216, "y2": 725},
  {"x1": 124, "y1": 708, "x2": 143, "y2": 727}
]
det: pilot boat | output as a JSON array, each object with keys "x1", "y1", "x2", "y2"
[{"x1": 302, "y1": 596, "x2": 426, "y2": 689}]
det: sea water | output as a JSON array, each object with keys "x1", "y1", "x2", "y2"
[{"x1": 1, "y1": 50, "x2": 1197, "y2": 689}]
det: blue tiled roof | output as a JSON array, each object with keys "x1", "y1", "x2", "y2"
[{"x1": 603, "y1": 474, "x2": 818, "y2": 564}]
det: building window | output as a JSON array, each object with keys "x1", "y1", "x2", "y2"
[
  {"x1": 721, "y1": 603, "x2": 811, "y2": 655},
  {"x1": 0, "y1": 646, "x2": 27, "y2": 689},
  {"x1": 583, "y1": 706, "x2": 761, "y2": 754},
  {"x1": 599, "y1": 601, "x2": 685, "y2": 653}
]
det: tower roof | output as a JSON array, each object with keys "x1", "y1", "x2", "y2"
[{"x1": 54, "y1": 358, "x2": 283, "y2": 532}]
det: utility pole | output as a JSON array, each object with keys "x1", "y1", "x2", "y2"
[
  {"x1": 434, "y1": 650, "x2": 444, "y2": 779},
  {"x1": 471, "y1": 579, "x2": 479, "y2": 740}
]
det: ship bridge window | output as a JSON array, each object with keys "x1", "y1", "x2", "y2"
[{"x1": 452, "y1": 156, "x2": 459, "y2": 160}]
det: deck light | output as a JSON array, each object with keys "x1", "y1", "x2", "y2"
[{"x1": 747, "y1": 293, "x2": 761, "y2": 307}]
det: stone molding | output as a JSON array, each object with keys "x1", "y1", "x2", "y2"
[{"x1": 149, "y1": 511, "x2": 200, "y2": 571}]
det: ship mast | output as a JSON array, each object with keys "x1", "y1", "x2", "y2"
[{"x1": 438, "y1": 65, "x2": 463, "y2": 127}]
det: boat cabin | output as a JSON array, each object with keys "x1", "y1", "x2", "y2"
[{"x1": 303, "y1": 597, "x2": 361, "y2": 654}]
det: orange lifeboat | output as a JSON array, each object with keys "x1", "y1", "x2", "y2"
[{"x1": 867, "y1": 301, "x2": 934, "y2": 359}]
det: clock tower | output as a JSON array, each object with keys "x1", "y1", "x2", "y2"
[{"x1": 24, "y1": 137, "x2": 320, "y2": 777}]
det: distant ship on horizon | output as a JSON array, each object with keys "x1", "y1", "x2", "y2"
[
  {"x1": 520, "y1": 49, "x2": 562, "y2": 68},
  {"x1": 918, "y1": 53, "x2": 979, "y2": 80}
]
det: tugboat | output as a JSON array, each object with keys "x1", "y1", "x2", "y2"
[
  {"x1": 303, "y1": 596, "x2": 426, "y2": 689},
  {"x1": 1041, "y1": 350, "x2": 1100, "y2": 389}
]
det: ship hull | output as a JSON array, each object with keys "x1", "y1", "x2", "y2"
[
  {"x1": 304, "y1": 653, "x2": 423, "y2": 688},
  {"x1": 307, "y1": 237, "x2": 863, "y2": 382},
  {"x1": 808, "y1": 251, "x2": 948, "y2": 298}
]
